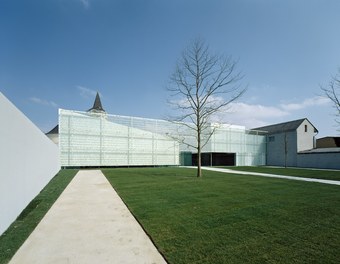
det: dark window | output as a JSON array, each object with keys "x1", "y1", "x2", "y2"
[
  {"x1": 305, "y1": 125, "x2": 308, "y2": 132},
  {"x1": 269, "y1": 136, "x2": 275, "y2": 142},
  {"x1": 192, "y1": 153, "x2": 235, "y2": 166}
]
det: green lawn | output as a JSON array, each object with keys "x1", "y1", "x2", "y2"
[
  {"x1": 103, "y1": 167, "x2": 340, "y2": 264},
  {"x1": 0, "y1": 169, "x2": 78, "y2": 264},
  {"x1": 226, "y1": 166, "x2": 340, "y2": 181}
]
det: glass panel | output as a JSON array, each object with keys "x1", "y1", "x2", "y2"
[{"x1": 59, "y1": 109, "x2": 266, "y2": 167}]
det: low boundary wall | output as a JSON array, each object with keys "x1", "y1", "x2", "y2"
[{"x1": 297, "y1": 151, "x2": 340, "y2": 170}]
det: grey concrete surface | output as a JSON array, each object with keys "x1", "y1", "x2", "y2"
[
  {"x1": 196, "y1": 167, "x2": 340, "y2": 186},
  {"x1": 9, "y1": 170, "x2": 167, "y2": 264}
]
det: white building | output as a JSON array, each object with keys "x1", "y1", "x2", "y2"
[
  {"x1": 52, "y1": 93, "x2": 339, "y2": 169},
  {"x1": 59, "y1": 109, "x2": 180, "y2": 167},
  {"x1": 57, "y1": 94, "x2": 266, "y2": 167},
  {"x1": 254, "y1": 119, "x2": 340, "y2": 169}
]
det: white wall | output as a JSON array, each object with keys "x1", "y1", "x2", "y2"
[
  {"x1": 297, "y1": 119, "x2": 315, "y2": 152},
  {"x1": 0, "y1": 92, "x2": 60, "y2": 235},
  {"x1": 46, "y1": 133, "x2": 59, "y2": 145}
]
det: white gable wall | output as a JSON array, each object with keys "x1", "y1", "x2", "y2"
[
  {"x1": 0, "y1": 93, "x2": 60, "y2": 235},
  {"x1": 297, "y1": 119, "x2": 315, "y2": 152}
]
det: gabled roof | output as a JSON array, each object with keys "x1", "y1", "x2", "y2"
[
  {"x1": 317, "y1": 136, "x2": 340, "y2": 147},
  {"x1": 46, "y1": 125, "x2": 59, "y2": 135},
  {"x1": 331, "y1": 137, "x2": 340, "y2": 146},
  {"x1": 253, "y1": 118, "x2": 318, "y2": 134},
  {"x1": 46, "y1": 93, "x2": 105, "y2": 136},
  {"x1": 88, "y1": 92, "x2": 105, "y2": 112}
]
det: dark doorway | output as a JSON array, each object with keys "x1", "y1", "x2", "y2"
[
  {"x1": 192, "y1": 152, "x2": 235, "y2": 166},
  {"x1": 212, "y1": 153, "x2": 235, "y2": 166}
]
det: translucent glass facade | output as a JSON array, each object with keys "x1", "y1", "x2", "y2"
[
  {"x1": 59, "y1": 109, "x2": 179, "y2": 167},
  {"x1": 209, "y1": 126, "x2": 266, "y2": 166},
  {"x1": 59, "y1": 109, "x2": 266, "y2": 167},
  {"x1": 180, "y1": 124, "x2": 266, "y2": 166}
]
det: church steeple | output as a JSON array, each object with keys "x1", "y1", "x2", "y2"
[{"x1": 88, "y1": 92, "x2": 105, "y2": 113}]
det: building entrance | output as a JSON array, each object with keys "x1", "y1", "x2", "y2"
[{"x1": 192, "y1": 152, "x2": 235, "y2": 166}]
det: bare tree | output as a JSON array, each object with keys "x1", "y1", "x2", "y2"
[
  {"x1": 321, "y1": 70, "x2": 340, "y2": 126},
  {"x1": 167, "y1": 39, "x2": 246, "y2": 177}
]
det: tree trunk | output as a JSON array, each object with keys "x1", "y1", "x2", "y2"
[
  {"x1": 197, "y1": 148, "x2": 202, "y2": 177},
  {"x1": 197, "y1": 128, "x2": 202, "y2": 178}
]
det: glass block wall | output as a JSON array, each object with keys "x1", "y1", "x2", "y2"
[
  {"x1": 180, "y1": 124, "x2": 266, "y2": 166},
  {"x1": 59, "y1": 109, "x2": 180, "y2": 167},
  {"x1": 209, "y1": 126, "x2": 266, "y2": 166},
  {"x1": 59, "y1": 109, "x2": 266, "y2": 167}
]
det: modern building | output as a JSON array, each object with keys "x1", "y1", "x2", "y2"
[
  {"x1": 59, "y1": 109, "x2": 180, "y2": 167},
  {"x1": 56, "y1": 93, "x2": 266, "y2": 168},
  {"x1": 254, "y1": 119, "x2": 318, "y2": 167},
  {"x1": 49, "y1": 93, "x2": 339, "y2": 169},
  {"x1": 186, "y1": 124, "x2": 266, "y2": 166},
  {"x1": 254, "y1": 119, "x2": 340, "y2": 169},
  {"x1": 46, "y1": 92, "x2": 106, "y2": 145}
]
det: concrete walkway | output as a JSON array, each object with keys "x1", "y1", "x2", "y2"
[
  {"x1": 9, "y1": 170, "x2": 167, "y2": 264},
  {"x1": 198, "y1": 167, "x2": 340, "y2": 186}
]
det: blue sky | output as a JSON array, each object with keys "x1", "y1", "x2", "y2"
[{"x1": 1, "y1": 0, "x2": 340, "y2": 137}]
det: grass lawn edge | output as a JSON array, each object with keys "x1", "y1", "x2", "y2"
[{"x1": 0, "y1": 169, "x2": 78, "y2": 264}]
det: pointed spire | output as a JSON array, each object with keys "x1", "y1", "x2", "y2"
[{"x1": 88, "y1": 92, "x2": 105, "y2": 113}]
